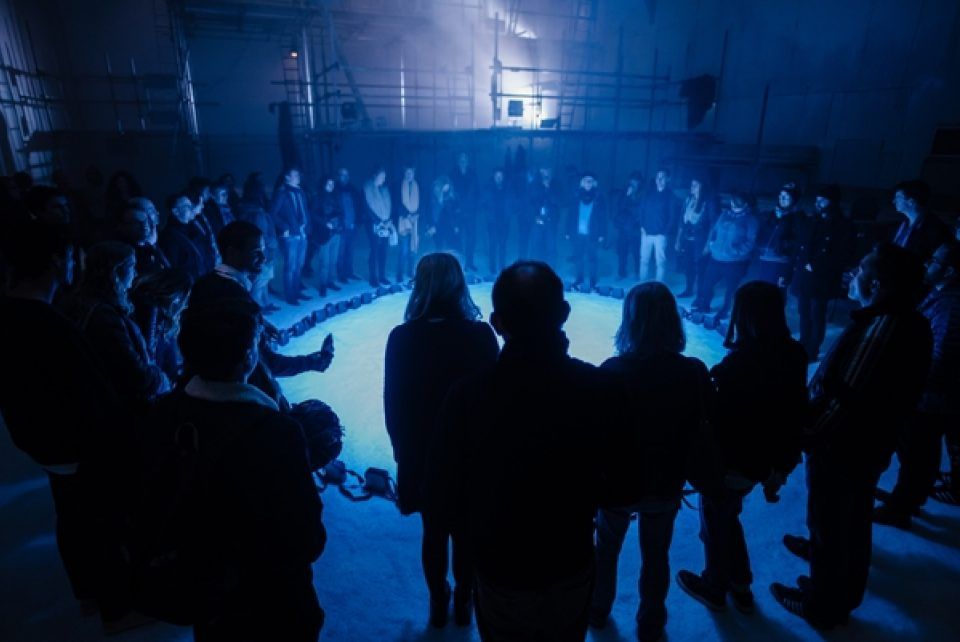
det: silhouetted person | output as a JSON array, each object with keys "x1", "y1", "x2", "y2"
[
  {"x1": 117, "y1": 204, "x2": 170, "y2": 279},
  {"x1": 747, "y1": 182, "x2": 802, "y2": 292},
  {"x1": 312, "y1": 176, "x2": 343, "y2": 297},
  {"x1": 363, "y1": 167, "x2": 394, "y2": 288},
  {"x1": 396, "y1": 166, "x2": 421, "y2": 282},
  {"x1": 774, "y1": 243, "x2": 933, "y2": 629},
  {"x1": 236, "y1": 172, "x2": 279, "y2": 311},
  {"x1": 693, "y1": 193, "x2": 758, "y2": 320},
  {"x1": 141, "y1": 301, "x2": 326, "y2": 641},
  {"x1": 639, "y1": 168, "x2": 680, "y2": 283},
  {"x1": 613, "y1": 171, "x2": 643, "y2": 280},
  {"x1": 790, "y1": 184, "x2": 855, "y2": 361},
  {"x1": 103, "y1": 171, "x2": 143, "y2": 220},
  {"x1": 188, "y1": 221, "x2": 334, "y2": 410},
  {"x1": 876, "y1": 241, "x2": 960, "y2": 520},
  {"x1": 129, "y1": 267, "x2": 192, "y2": 381},
  {"x1": 890, "y1": 179, "x2": 949, "y2": 261},
  {"x1": 270, "y1": 165, "x2": 311, "y2": 305},
  {"x1": 335, "y1": 167, "x2": 362, "y2": 282},
  {"x1": 483, "y1": 168, "x2": 511, "y2": 275},
  {"x1": 0, "y1": 221, "x2": 143, "y2": 633},
  {"x1": 590, "y1": 282, "x2": 711, "y2": 641},
  {"x1": 528, "y1": 168, "x2": 559, "y2": 264},
  {"x1": 426, "y1": 261, "x2": 622, "y2": 642},
  {"x1": 61, "y1": 241, "x2": 171, "y2": 407},
  {"x1": 160, "y1": 193, "x2": 216, "y2": 282},
  {"x1": 565, "y1": 171, "x2": 607, "y2": 289},
  {"x1": 677, "y1": 281, "x2": 807, "y2": 614},
  {"x1": 675, "y1": 176, "x2": 717, "y2": 297},
  {"x1": 427, "y1": 175, "x2": 459, "y2": 252},
  {"x1": 384, "y1": 253, "x2": 499, "y2": 627},
  {"x1": 450, "y1": 152, "x2": 479, "y2": 271}
]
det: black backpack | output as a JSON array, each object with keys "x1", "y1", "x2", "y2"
[{"x1": 127, "y1": 418, "x2": 239, "y2": 625}]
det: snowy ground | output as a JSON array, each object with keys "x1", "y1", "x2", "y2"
[{"x1": 2, "y1": 278, "x2": 959, "y2": 641}]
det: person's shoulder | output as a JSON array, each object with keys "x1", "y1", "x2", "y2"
[
  {"x1": 466, "y1": 319, "x2": 497, "y2": 339},
  {"x1": 678, "y1": 353, "x2": 710, "y2": 377}
]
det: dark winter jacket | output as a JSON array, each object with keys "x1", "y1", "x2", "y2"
[
  {"x1": 640, "y1": 187, "x2": 680, "y2": 236},
  {"x1": 426, "y1": 333, "x2": 624, "y2": 590},
  {"x1": 0, "y1": 296, "x2": 125, "y2": 467},
  {"x1": 160, "y1": 220, "x2": 214, "y2": 281},
  {"x1": 310, "y1": 190, "x2": 342, "y2": 246},
  {"x1": 892, "y1": 212, "x2": 951, "y2": 261},
  {"x1": 710, "y1": 340, "x2": 809, "y2": 483},
  {"x1": 204, "y1": 201, "x2": 235, "y2": 236},
  {"x1": 133, "y1": 243, "x2": 171, "y2": 279},
  {"x1": 529, "y1": 180, "x2": 559, "y2": 228},
  {"x1": 807, "y1": 299, "x2": 933, "y2": 479},
  {"x1": 706, "y1": 208, "x2": 759, "y2": 263},
  {"x1": 270, "y1": 184, "x2": 309, "y2": 238},
  {"x1": 600, "y1": 351, "x2": 712, "y2": 502},
  {"x1": 754, "y1": 209, "x2": 801, "y2": 265},
  {"x1": 140, "y1": 383, "x2": 325, "y2": 628},
  {"x1": 481, "y1": 183, "x2": 511, "y2": 228},
  {"x1": 613, "y1": 189, "x2": 643, "y2": 238},
  {"x1": 791, "y1": 212, "x2": 855, "y2": 300},
  {"x1": 61, "y1": 295, "x2": 171, "y2": 406},
  {"x1": 450, "y1": 167, "x2": 479, "y2": 210},
  {"x1": 918, "y1": 281, "x2": 960, "y2": 414},
  {"x1": 384, "y1": 318, "x2": 499, "y2": 515},
  {"x1": 566, "y1": 191, "x2": 608, "y2": 240},
  {"x1": 335, "y1": 183, "x2": 361, "y2": 231}
]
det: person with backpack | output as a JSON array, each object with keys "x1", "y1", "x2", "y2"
[{"x1": 136, "y1": 299, "x2": 326, "y2": 641}]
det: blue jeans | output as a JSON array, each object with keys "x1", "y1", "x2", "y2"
[
  {"x1": 592, "y1": 498, "x2": 680, "y2": 629},
  {"x1": 280, "y1": 235, "x2": 307, "y2": 303},
  {"x1": 699, "y1": 487, "x2": 754, "y2": 591}
]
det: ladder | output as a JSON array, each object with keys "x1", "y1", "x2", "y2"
[{"x1": 555, "y1": 0, "x2": 598, "y2": 130}]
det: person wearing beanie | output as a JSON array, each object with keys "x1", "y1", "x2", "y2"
[
  {"x1": 790, "y1": 185, "x2": 855, "y2": 361},
  {"x1": 747, "y1": 182, "x2": 803, "y2": 293}
]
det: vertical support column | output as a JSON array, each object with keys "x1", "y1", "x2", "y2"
[{"x1": 301, "y1": 25, "x2": 316, "y2": 131}]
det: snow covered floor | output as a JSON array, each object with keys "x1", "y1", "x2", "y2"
[{"x1": 2, "y1": 281, "x2": 959, "y2": 641}]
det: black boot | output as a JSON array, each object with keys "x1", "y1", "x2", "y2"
[
  {"x1": 453, "y1": 585, "x2": 473, "y2": 626},
  {"x1": 429, "y1": 582, "x2": 451, "y2": 628}
]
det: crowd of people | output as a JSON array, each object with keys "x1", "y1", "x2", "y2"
[{"x1": 0, "y1": 156, "x2": 958, "y2": 642}]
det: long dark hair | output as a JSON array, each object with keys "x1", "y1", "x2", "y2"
[
  {"x1": 615, "y1": 282, "x2": 686, "y2": 356},
  {"x1": 404, "y1": 253, "x2": 480, "y2": 322},
  {"x1": 723, "y1": 280, "x2": 792, "y2": 350},
  {"x1": 79, "y1": 241, "x2": 136, "y2": 313},
  {"x1": 130, "y1": 267, "x2": 193, "y2": 340},
  {"x1": 687, "y1": 175, "x2": 714, "y2": 215}
]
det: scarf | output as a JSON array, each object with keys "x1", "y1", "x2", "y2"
[
  {"x1": 364, "y1": 180, "x2": 392, "y2": 222},
  {"x1": 401, "y1": 179, "x2": 419, "y2": 214}
]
